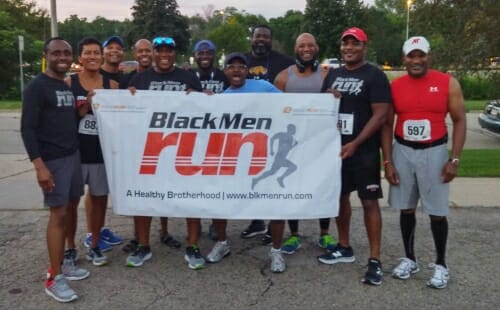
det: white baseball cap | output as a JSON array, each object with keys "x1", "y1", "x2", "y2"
[{"x1": 403, "y1": 36, "x2": 430, "y2": 55}]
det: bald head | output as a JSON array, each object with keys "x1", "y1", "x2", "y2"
[
  {"x1": 134, "y1": 39, "x2": 153, "y2": 71},
  {"x1": 294, "y1": 33, "x2": 319, "y2": 66}
]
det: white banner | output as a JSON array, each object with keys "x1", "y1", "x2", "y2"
[{"x1": 93, "y1": 90, "x2": 341, "y2": 219}]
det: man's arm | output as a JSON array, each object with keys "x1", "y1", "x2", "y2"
[
  {"x1": 381, "y1": 104, "x2": 399, "y2": 185},
  {"x1": 442, "y1": 77, "x2": 466, "y2": 183},
  {"x1": 273, "y1": 67, "x2": 289, "y2": 91}
]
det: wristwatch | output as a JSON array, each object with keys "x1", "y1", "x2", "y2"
[{"x1": 448, "y1": 158, "x2": 460, "y2": 166}]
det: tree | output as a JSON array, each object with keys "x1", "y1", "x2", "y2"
[
  {"x1": 131, "y1": 0, "x2": 190, "y2": 53},
  {"x1": 269, "y1": 10, "x2": 304, "y2": 56},
  {"x1": 207, "y1": 19, "x2": 248, "y2": 55},
  {"x1": 0, "y1": 0, "x2": 47, "y2": 99}
]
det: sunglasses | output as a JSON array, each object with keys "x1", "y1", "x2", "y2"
[{"x1": 152, "y1": 37, "x2": 176, "y2": 48}]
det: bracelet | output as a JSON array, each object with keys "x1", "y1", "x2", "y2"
[
  {"x1": 448, "y1": 158, "x2": 460, "y2": 166},
  {"x1": 382, "y1": 160, "x2": 391, "y2": 167}
]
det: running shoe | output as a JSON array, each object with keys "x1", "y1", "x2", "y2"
[
  {"x1": 362, "y1": 258, "x2": 383, "y2": 285},
  {"x1": 392, "y1": 257, "x2": 420, "y2": 280},
  {"x1": 207, "y1": 241, "x2": 231, "y2": 263},
  {"x1": 100, "y1": 228, "x2": 123, "y2": 245},
  {"x1": 318, "y1": 234, "x2": 337, "y2": 252},
  {"x1": 83, "y1": 233, "x2": 112, "y2": 252},
  {"x1": 269, "y1": 249, "x2": 286, "y2": 273},
  {"x1": 126, "y1": 245, "x2": 152, "y2": 267},
  {"x1": 317, "y1": 245, "x2": 355, "y2": 265},
  {"x1": 85, "y1": 247, "x2": 108, "y2": 266},
  {"x1": 427, "y1": 263, "x2": 449, "y2": 289},
  {"x1": 184, "y1": 246, "x2": 205, "y2": 270},
  {"x1": 281, "y1": 236, "x2": 301, "y2": 254},
  {"x1": 45, "y1": 274, "x2": 78, "y2": 303},
  {"x1": 61, "y1": 258, "x2": 90, "y2": 281},
  {"x1": 240, "y1": 220, "x2": 266, "y2": 239},
  {"x1": 63, "y1": 248, "x2": 78, "y2": 263}
]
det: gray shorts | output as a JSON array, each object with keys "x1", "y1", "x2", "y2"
[
  {"x1": 43, "y1": 151, "x2": 84, "y2": 207},
  {"x1": 82, "y1": 163, "x2": 109, "y2": 196},
  {"x1": 388, "y1": 141, "x2": 450, "y2": 216}
]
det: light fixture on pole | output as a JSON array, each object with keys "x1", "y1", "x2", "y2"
[{"x1": 406, "y1": 0, "x2": 412, "y2": 40}]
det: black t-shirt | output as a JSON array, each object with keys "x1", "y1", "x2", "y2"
[
  {"x1": 321, "y1": 63, "x2": 391, "y2": 154},
  {"x1": 194, "y1": 68, "x2": 228, "y2": 93},
  {"x1": 99, "y1": 68, "x2": 123, "y2": 84},
  {"x1": 70, "y1": 74, "x2": 111, "y2": 164},
  {"x1": 119, "y1": 69, "x2": 138, "y2": 89},
  {"x1": 21, "y1": 73, "x2": 79, "y2": 161},
  {"x1": 244, "y1": 50, "x2": 294, "y2": 83},
  {"x1": 130, "y1": 67, "x2": 203, "y2": 91}
]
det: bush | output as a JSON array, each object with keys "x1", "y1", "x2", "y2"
[{"x1": 456, "y1": 71, "x2": 500, "y2": 100}]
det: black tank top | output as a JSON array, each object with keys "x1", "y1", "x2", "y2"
[{"x1": 70, "y1": 74, "x2": 111, "y2": 163}]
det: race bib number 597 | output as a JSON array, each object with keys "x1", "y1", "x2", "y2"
[{"x1": 403, "y1": 119, "x2": 431, "y2": 141}]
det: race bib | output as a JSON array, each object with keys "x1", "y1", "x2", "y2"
[
  {"x1": 78, "y1": 114, "x2": 98, "y2": 135},
  {"x1": 338, "y1": 113, "x2": 354, "y2": 135},
  {"x1": 403, "y1": 119, "x2": 431, "y2": 141}
]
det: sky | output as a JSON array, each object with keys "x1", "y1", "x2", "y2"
[
  {"x1": 37, "y1": 0, "x2": 374, "y2": 21},
  {"x1": 38, "y1": 0, "x2": 307, "y2": 20}
]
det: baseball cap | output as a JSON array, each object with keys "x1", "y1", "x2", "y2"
[
  {"x1": 341, "y1": 27, "x2": 368, "y2": 42},
  {"x1": 403, "y1": 36, "x2": 430, "y2": 55},
  {"x1": 193, "y1": 40, "x2": 216, "y2": 52},
  {"x1": 152, "y1": 37, "x2": 176, "y2": 49},
  {"x1": 224, "y1": 52, "x2": 248, "y2": 67},
  {"x1": 102, "y1": 35, "x2": 124, "y2": 48}
]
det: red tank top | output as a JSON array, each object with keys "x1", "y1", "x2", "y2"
[{"x1": 391, "y1": 70, "x2": 450, "y2": 143}]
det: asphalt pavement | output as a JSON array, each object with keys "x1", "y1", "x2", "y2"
[{"x1": 0, "y1": 111, "x2": 499, "y2": 309}]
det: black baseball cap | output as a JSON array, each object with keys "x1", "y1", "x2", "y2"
[{"x1": 224, "y1": 52, "x2": 248, "y2": 67}]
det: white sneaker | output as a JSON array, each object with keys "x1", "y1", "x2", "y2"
[
  {"x1": 207, "y1": 241, "x2": 231, "y2": 263},
  {"x1": 392, "y1": 257, "x2": 420, "y2": 279},
  {"x1": 269, "y1": 249, "x2": 286, "y2": 273},
  {"x1": 427, "y1": 263, "x2": 449, "y2": 289}
]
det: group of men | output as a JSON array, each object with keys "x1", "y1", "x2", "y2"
[{"x1": 21, "y1": 24, "x2": 466, "y2": 303}]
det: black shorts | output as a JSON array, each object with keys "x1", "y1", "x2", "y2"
[
  {"x1": 43, "y1": 151, "x2": 84, "y2": 207},
  {"x1": 341, "y1": 150, "x2": 382, "y2": 200}
]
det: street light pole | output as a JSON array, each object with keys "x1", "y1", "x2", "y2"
[
  {"x1": 50, "y1": 0, "x2": 58, "y2": 36},
  {"x1": 406, "y1": 0, "x2": 412, "y2": 40}
]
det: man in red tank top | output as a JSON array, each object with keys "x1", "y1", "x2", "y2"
[{"x1": 381, "y1": 36, "x2": 466, "y2": 289}]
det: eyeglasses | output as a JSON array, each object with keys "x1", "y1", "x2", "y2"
[
  {"x1": 226, "y1": 64, "x2": 247, "y2": 70},
  {"x1": 152, "y1": 37, "x2": 176, "y2": 48}
]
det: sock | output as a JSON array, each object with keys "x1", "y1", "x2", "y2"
[
  {"x1": 288, "y1": 220, "x2": 299, "y2": 234},
  {"x1": 430, "y1": 216, "x2": 448, "y2": 268},
  {"x1": 400, "y1": 212, "x2": 416, "y2": 261},
  {"x1": 319, "y1": 218, "x2": 330, "y2": 231},
  {"x1": 271, "y1": 247, "x2": 280, "y2": 253}
]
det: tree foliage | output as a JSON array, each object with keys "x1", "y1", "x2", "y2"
[{"x1": 131, "y1": 0, "x2": 190, "y2": 53}]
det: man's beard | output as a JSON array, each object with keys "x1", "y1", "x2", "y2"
[{"x1": 252, "y1": 44, "x2": 271, "y2": 57}]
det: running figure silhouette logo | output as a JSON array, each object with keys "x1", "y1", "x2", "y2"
[{"x1": 251, "y1": 124, "x2": 298, "y2": 189}]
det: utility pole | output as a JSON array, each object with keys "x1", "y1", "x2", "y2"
[
  {"x1": 50, "y1": 0, "x2": 58, "y2": 36},
  {"x1": 18, "y1": 36, "x2": 24, "y2": 100}
]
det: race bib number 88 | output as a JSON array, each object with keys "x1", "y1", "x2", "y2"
[
  {"x1": 403, "y1": 119, "x2": 431, "y2": 141},
  {"x1": 78, "y1": 114, "x2": 98, "y2": 135}
]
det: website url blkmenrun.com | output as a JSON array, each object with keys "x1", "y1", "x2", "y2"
[{"x1": 166, "y1": 191, "x2": 313, "y2": 200}]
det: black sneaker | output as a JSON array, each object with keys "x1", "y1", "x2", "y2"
[
  {"x1": 261, "y1": 233, "x2": 272, "y2": 245},
  {"x1": 362, "y1": 258, "x2": 383, "y2": 285},
  {"x1": 317, "y1": 245, "x2": 355, "y2": 264},
  {"x1": 122, "y1": 239, "x2": 138, "y2": 253},
  {"x1": 240, "y1": 220, "x2": 266, "y2": 239}
]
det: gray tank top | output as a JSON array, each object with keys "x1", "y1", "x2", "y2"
[{"x1": 284, "y1": 66, "x2": 323, "y2": 93}]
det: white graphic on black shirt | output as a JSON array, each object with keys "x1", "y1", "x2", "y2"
[
  {"x1": 55, "y1": 90, "x2": 75, "y2": 107},
  {"x1": 331, "y1": 77, "x2": 364, "y2": 96},
  {"x1": 149, "y1": 81, "x2": 187, "y2": 91},
  {"x1": 202, "y1": 80, "x2": 225, "y2": 93}
]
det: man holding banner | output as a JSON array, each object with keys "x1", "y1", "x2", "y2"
[
  {"x1": 318, "y1": 27, "x2": 391, "y2": 286},
  {"x1": 205, "y1": 52, "x2": 291, "y2": 273},
  {"x1": 125, "y1": 36, "x2": 204, "y2": 269}
]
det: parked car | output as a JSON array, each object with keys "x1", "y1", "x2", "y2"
[
  {"x1": 478, "y1": 99, "x2": 500, "y2": 137},
  {"x1": 119, "y1": 60, "x2": 138, "y2": 74},
  {"x1": 321, "y1": 58, "x2": 342, "y2": 69}
]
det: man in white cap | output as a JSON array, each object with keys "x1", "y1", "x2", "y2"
[{"x1": 381, "y1": 36, "x2": 466, "y2": 289}]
